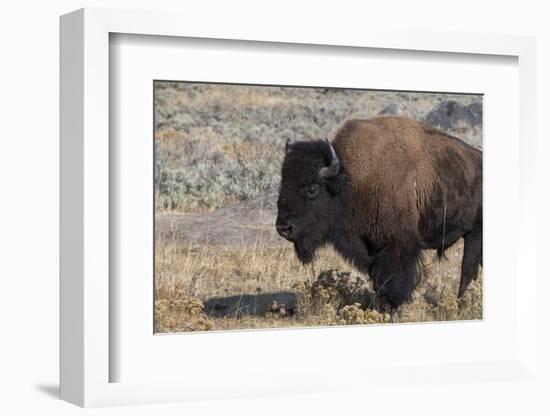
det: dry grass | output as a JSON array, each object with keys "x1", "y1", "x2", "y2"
[
  {"x1": 154, "y1": 237, "x2": 482, "y2": 333},
  {"x1": 175, "y1": 84, "x2": 300, "y2": 109}
]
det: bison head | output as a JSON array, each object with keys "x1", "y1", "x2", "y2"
[{"x1": 276, "y1": 139, "x2": 348, "y2": 264}]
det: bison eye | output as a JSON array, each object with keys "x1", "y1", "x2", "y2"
[{"x1": 302, "y1": 184, "x2": 320, "y2": 199}]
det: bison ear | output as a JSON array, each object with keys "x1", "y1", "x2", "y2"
[{"x1": 325, "y1": 174, "x2": 345, "y2": 195}]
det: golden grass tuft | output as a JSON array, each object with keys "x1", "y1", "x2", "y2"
[
  {"x1": 155, "y1": 295, "x2": 213, "y2": 333},
  {"x1": 339, "y1": 304, "x2": 391, "y2": 325}
]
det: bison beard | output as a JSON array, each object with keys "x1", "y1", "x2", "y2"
[
  {"x1": 293, "y1": 240, "x2": 316, "y2": 264},
  {"x1": 277, "y1": 117, "x2": 483, "y2": 309}
]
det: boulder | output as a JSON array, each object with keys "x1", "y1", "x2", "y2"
[{"x1": 424, "y1": 100, "x2": 482, "y2": 130}]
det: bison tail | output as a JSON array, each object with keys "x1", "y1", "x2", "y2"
[{"x1": 415, "y1": 250, "x2": 428, "y2": 288}]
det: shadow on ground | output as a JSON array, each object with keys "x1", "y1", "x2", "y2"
[
  {"x1": 203, "y1": 284, "x2": 382, "y2": 318},
  {"x1": 203, "y1": 291, "x2": 298, "y2": 317}
]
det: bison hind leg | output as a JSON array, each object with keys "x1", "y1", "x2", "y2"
[{"x1": 458, "y1": 228, "x2": 482, "y2": 298}]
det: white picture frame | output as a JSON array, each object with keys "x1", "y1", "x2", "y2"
[{"x1": 60, "y1": 7, "x2": 538, "y2": 407}]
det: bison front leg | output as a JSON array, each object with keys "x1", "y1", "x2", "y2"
[
  {"x1": 458, "y1": 229, "x2": 482, "y2": 298},
  {"x1": 368, "y1": 243, "x2": 420, "y2": 309}
]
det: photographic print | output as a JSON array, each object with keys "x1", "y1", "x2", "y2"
[{"x1": 154, "y1": 82, "x2": 482, "y2": 333}]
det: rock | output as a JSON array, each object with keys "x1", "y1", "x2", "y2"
[
  {"x1": 377, "y1": 103, "x2": 416, "y2": 118},
  {"x1": 424, "y1": 100, "x2": 482, "y2": 130}
]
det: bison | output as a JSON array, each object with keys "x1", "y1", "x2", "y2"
[{"x1": 276, "y1": 116, "x2": 482, "y2": 308}]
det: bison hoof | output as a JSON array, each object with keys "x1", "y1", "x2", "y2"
[{"x1": 377, "y1": 292, "x2": 409, "y2": 310}]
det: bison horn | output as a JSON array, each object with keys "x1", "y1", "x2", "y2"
[
  {"x1": 285, "y1": 138, "x2": 292, "y2": 154},
  {"x1": 319, "y1": 139, "x2": 340, "y2": 179}
]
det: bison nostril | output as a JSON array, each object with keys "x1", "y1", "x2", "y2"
[{"x1": 276, "y1": 224, "x2": 294, "y2": 238}]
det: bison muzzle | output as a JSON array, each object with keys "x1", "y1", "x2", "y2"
[{"x1": 276, "y1": 116, "x2": 482, "y2": 308}]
